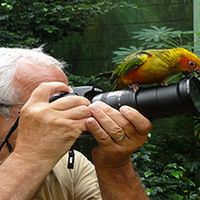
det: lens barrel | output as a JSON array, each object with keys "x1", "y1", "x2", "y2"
[{"x1": 92, "y1": 77, "x2": 200, "y2": 120}]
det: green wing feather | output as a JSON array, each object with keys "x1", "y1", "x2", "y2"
[{"x1": 111, "y1": 51, "x2": 150, "y2": 84}]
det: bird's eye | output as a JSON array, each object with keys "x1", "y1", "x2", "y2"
[{"x1": 188, "y1": 61, "x2": 196, "y2": 68}]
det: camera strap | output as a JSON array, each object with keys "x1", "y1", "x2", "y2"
[
  {"x1": 67, "y1": 149, "x2": 75, "y2": 169},
  {"x1": 0, "y1": 117, "x2": 19, "y2": 153},
  {"x1": 0, "y1": 116, "x2": 76, "y2": 170}
]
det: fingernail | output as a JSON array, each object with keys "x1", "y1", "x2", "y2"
[
  {"x1": 120, "y1": 106, "x2": 130, "y2": 114},
  {"x1": 89, "y1": 101, "x2": 105, "y2": 112},
  {"x1": 87, "y1": 117, "x2": 96, "y2": 125}
]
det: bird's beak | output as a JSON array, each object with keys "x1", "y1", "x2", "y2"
[{"x1": 194, "y1": 69, "x2": 200, "y2": 73}]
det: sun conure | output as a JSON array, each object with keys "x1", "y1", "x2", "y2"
[{"x1": 111, "y1": 48, "x2": 200, "y2": 89}]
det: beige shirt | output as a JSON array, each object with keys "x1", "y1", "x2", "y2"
[{"x1": 33, "y1": 151, "x2": 102, "y2": 200}]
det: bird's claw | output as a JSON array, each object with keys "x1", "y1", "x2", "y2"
[{"x1": 128, "y1": 83, "x2": 139, "y2": 92}]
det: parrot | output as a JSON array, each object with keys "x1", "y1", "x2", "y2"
[{"x1": 111, "y1": 47, "x2": 200, "y2": 90}]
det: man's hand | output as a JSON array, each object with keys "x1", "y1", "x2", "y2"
[
  {"x1": 87, "y1": 101, "x2": 151, "y2": 168},
  {"x1": 86, "y1": 101, "x2": 151, "y2": 200},
  {"x1": 14, "y1": 82, "x2": 91, "y2": 165}
]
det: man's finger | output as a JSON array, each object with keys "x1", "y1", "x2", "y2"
[
  {"x1": 27, "y1": 82, "x2": 69, "y2": 103},
  {"x1": 51, "y1": 96, "x2": 91, "y2": 110},
  {"x1": 86, "y1": 117, "x2": 112, "y2": 146},
  {"x1": 120, "y1": 106, "x2": 152, "y2": 135}
]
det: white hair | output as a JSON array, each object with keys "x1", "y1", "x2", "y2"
[{"x1": 0, "y1": 47, "x2": 64, "y2": 118}]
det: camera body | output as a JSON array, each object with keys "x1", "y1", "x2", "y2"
[{"x1": 50, "y1": 77, "x2": 200, "y2": 120}]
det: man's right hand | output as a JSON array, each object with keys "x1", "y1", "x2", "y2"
[{"x1": 14, "y1": 82, "x2": 91, "y2": 166}]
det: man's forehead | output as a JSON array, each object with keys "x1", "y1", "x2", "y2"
[
  {"x1": 12, "y1": 59, "x2": 68, "y2": 101},
  {"x1": 15, "y1": 59, "x2": 68, "y2": 83}
]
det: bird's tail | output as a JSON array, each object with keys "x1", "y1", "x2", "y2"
[
  {"x1": 95, "y1": 71, "x2": 121, "y2": 90},
  {"x1": 95, "y1": 71, "x2": 113, "y2": 79}
]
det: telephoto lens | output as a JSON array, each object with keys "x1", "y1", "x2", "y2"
[{"x1": 92, "y1": 77, "x2": 200, "y2": 120}]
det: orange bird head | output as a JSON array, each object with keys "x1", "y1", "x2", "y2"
[{"x1": 177, "y1": 48, "x2": 200, "y2": 73}]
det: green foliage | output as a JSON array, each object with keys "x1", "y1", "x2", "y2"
[
  {"x1": 112, "y1": 26, "x2": 195, "y2": 65},
  {"x1": 133, "y1": 135, "x2": 200, "y2": 200},
  {"x1": 0, "y1": 0, "x2": 133, "y2": 47},
  {"x1": 144, "y1": 162, "x2": 194, "y2": 198},
  {"x1": 132, "y1": 26, "x2": 194, "y2": 50}
]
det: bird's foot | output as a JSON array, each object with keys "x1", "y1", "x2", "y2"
[
  {"x1": 128, "y1": 83, "x2": 139, "y2": 92},
  {"x1": 160, "y1": 82, "x2": 168, "y2": 86}
]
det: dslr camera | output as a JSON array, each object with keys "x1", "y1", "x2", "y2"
[{"x1": 50, "y1": 76, "x2": 200, "y2": 120}]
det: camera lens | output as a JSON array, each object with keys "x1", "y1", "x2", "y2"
[{"x1": 92, "y1": 77, "x2": 200, "y2": 120}]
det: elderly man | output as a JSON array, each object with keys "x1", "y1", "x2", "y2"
[{"x1": 0, "y1": 47, "x2": 151, "y2": 200}]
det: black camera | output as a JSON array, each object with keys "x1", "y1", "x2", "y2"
[{"x1": 50, "y1": 76, "x2": 200, "y2": 120}]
